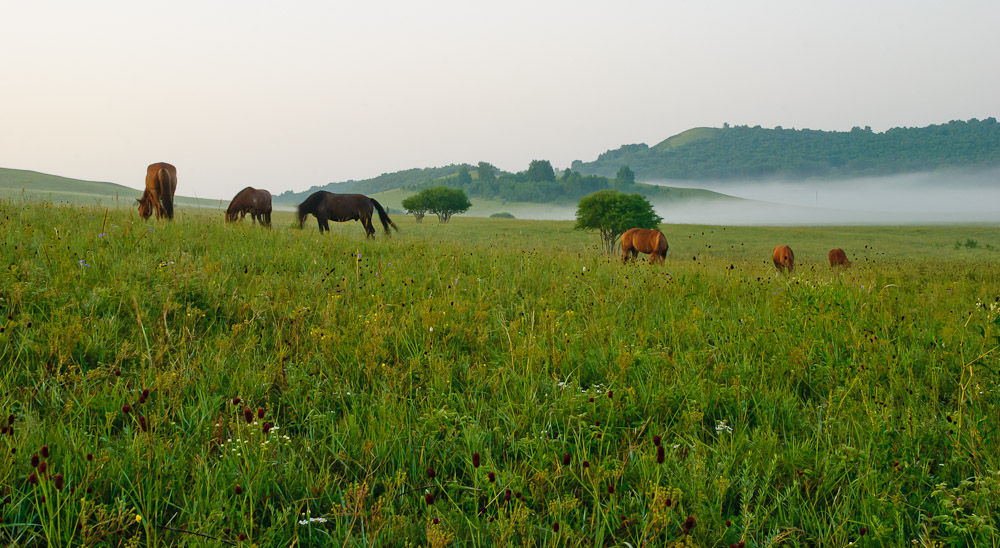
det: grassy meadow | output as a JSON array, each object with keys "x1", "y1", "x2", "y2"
[{"x1": 1, "y1": 200, "x2": 1000, "y2": 547}]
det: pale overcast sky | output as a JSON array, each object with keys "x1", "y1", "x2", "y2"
[{"x1": 1, "y1": 0, "x2": 998, "y2": 199}]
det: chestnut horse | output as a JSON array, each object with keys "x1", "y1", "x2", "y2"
[
  {"x1": 297, "y1": 191, "x2": 398, "y2": 238},
  {"x1": 772, "y1": 245, "x2": 795, "y2": 273},
  {"x1": 829, "y1": 248, "x2": 851, "y2": 267},
  {"x1": 621, "y1": 228, "x2": 669, "y2": 264},
  {"x1": 137, "y1": 162, "x2": 177, "y2": 220},
  {"x1": 226, "y1": 187, "x2": 273, "y2": 227}
]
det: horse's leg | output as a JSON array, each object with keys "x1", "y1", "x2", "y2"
[
  {"x1": 363, "y1": 216, "x2": 375, "y2": 239},
  {"x1": 318, "y1": 216, "x2": 329, "y2": 233},
  {"x1": 265, "y1": 211, "x2": 271, "y2": 228}
]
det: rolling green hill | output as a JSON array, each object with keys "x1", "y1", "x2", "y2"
[
  {"x1": 572, "y1": 118, "x2": 1000, "y2": 180},
  {"x1": 0, "y1": 167, "x2": 227, "y2": 210}
]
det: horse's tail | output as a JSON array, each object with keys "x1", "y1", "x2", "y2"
[
  {"x1": 371, "y1": 199, "x2": 399, "y2": 234},
  {"x1": 157, "y1": 168, "x2": 175, "y2": 219}
]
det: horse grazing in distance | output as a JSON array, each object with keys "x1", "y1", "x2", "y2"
[
  {"x1": 226, "y1": 187, "x2": 273, "y2": 227},
  {"x1": 772, "y1": 245, "x2": 795, "y2": 273},
  {"x1": 297, "y1": 191, "x2": 398, "y2": 238},
  {"x1": 829, "y1": 248, "x2": 851, "y2": 267},
  {"x1": 137, "y1": 162, "x2": 177, "y2": 220},
  {"x1": 621, "y1": 228, "x2": 669, "y2": 264}
]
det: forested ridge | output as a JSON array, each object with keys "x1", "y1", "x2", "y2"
[
  {"x1": 572, "y1": 118, "x2": 1000, "y2": 180},
  {"x1": 275, "y1": 118, "x2": 1000, "y2": 204}
]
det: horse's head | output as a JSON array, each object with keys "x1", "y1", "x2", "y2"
[
  {"x1": 297, "y1": 206, "x2": 307, "y2": 228},
  {"x1": 137, "y1": 197, "x2": 152, "y2": 220},
  {"x1": 225, "y1": 208, "x2": 237, "y2": 223}
]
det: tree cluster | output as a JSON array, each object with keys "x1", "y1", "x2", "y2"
[
  {"x1": 572, "y1": 118, "x2": 1000, "y2": 180},
  {"x1": 401, "y1": 186, "x2": 472, "y2": 223},
  {"x1": 574, "y1": 190, "x2": 662, "y2": 254}
]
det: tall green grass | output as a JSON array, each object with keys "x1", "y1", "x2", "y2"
[{"x1": 1, "y1": 200, "x2": 999, "y2": 547}]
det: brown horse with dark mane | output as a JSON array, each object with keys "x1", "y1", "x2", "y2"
[
  {"x1": 772, "y1": 245, "x2": 795, "y2": 273},
  {"x1": 137, "y1": 162, "x2": 177, "y2": 220},
  {"x1": 297, "y1": 191, "x2": 398, "y2": 238},
  {"x1": 829, "y1": 248, "x2": 851, "y2": 267},
  {"x1": 621, "y1": 228, "x2": 669, "y2": 264},
  {"x1": 226, "y1": 187, "x2": 272, "y2": 227}
]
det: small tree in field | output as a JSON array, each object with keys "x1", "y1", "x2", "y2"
[
  {"x1": 575, "y1": 190, "x2": 662, "y2": 254},
  {"x1": 405, "y1": 186, "x2": 472, "y2": 223},
  {"x1": 401, "y1": 193, "x2": 429, "y2": 223}
]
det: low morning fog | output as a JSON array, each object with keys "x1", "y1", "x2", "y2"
[{"x1": 646, "y1": 166, "x2": 1000, "y2": 225}]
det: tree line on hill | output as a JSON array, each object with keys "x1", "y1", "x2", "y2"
[{"x1": 572, "y1": 118, "x2": 1000, "y2": 180}]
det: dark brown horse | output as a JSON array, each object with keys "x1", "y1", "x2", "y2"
[
  {"x1": 297, "y1": 191, "x2": 398, "y2": 238},
  {"x1": 621, "y1": 228, "x2": 669, "y2": 264},
  {"x1": 829, "y1": 248, "x2": 851, "y2": 267},
  {"x1": 137, "y1": 162, "x2": 177, "y2": 220},
  {"x1": 226, "y1": 187, "x2": 272, "y2": 227},
  {"x1": 772, "y1": 245, "x2": 795, "y2": 273}
]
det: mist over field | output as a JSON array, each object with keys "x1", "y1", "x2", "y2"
[{"x1": 648, "y1": 167, "x2": 1000, "y2": 225}]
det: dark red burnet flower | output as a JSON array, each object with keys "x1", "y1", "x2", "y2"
[
  {"x1": 38, "y1": 461, "x2": 47, "y2": 475},
  {"x1": 552, "y1": 522, "x2": 560, "y2": 533},
  {"x1": 562, "y1": 453, "x2": 571, "y2": 466},
  {"x1": 432, "y1": 517, "x2": 440, "y2": 525},
  {"x1": 487, "y1": 471, "x2": 496, "y2": 483},
  {"x1": 653, "y1": 435, "x2": 662, "y2": 447},
  {"x1": 860, "y1": 526, "x2": 867, "y2": 536},
  {"x1": 138, "y1": 415, "x2": 148, "y2": 432},
  {"x1": 683, "y1": 515, "x2": 695, "y2": 533},
  {"x1": 257, "y1": 408, "x2": 265, "y2": 419},
  {"x1": 504, "y1": 489, "x2": 512, "y2": 502},
  {"x1": 472, "y1": 452, "x2": 480, "y2": 468},
  {"x1": 28, "y1": 472, "x2": 38, "y2": 485},
  {"x1": 262, "y1": 422, "x2": 273, "y2": 434},
  {"x1": 427, "y1": 467, "x2": 436, "y2": 479},
  {"x1": 582, "y1": 460, "x2": 590, "y2": 469},
  {"x1": 656, "y1": 445, "x2": 665, "y2": 464},
  {"x1": 31, "y1": 454, "x2": 39, "y2": 468},
  {"x1": 607, "y1": 484, "x2": 615, "y2": 495},
  {"x1": 424, "y1": 492, "x2": 434, "y2": 505},
  {"x1": 607, "y1": 389, "x2": 613, "y2": 399},
  {"x1": 40, "y1": 445, "x2": 50, "y2": 458},
  {"x1": 232, "y1": 397, "x2": 241, "y2": 406},
  {"x1": 85, "y1": 453, "x2": 93, "y2": 462},
  {"x1": 122, "y1": 403, "x2": 131, "y2": 414},
  {"x1": 234, "y1": 485, "x2": 243, "y2": 495},
  {"x1": 53, "y1": 474, "x2": 64, "y2": 490}
]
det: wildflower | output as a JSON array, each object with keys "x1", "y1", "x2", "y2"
[
  {"x1": 582, "y1": 460, "x2": 590, "y2": 469},
  {"x1": 653, "y1": 435, "x2": 662, "y2": 446},
  {"x1": 38, "y1": 461, "x2": 47, "y2": 475},
  {"x1": 488, "y1": 471, "x2": 496, "y2": 483},
  {"x1": 40, "y1": 445, "x2": 49, "y2": 458},
  {"x1": 859, "y1": 527, "x2": 867, "y2": 536},
  {"x1": 726, "y1": 519, "x2": 732, "y2": 527},
  {"x1": 243, "y1": 409, "x2": 253, "y2": 424},
  {"x1": 232, "y1": 397, "x2": 241, "y2": 405},
  {"x1": 607, "y1": 390, "x2": 613, "y2": 399},
  {"x1": 135, "y1": 514, "x2": 142, "y2": 523},
  {"x1": 553, "y1": 522, "x2": 560, "y2": 533},
  {"x1": 562, "y1": 453, "x2": 571, "y2": 466},
  {"x1": 28, "y1": 472, "x2": 38, "y2": 485},
  {"x1": 504, "y1": 489, "x2": 511, "y2": 502},
  {"x1": 607, "y1": 484, "x2": 615, "y2": 495},
  {"x1": 298, "y1": 517, "x2": 328, "y2": 525},
  {"x1": 122, "y1": 403, "x2": 131, "y2": 414},
  {"x1": 472, "y1": 452, "x2": 480, "y2": 468},
  {"x1": 427, "y1": 467, "x2": 436, "y2": 479},
  {"x1": 478, "y1": 506, "x2": 486, "y2": 515},
  {"x1": 262, "y1": 422, "x2": 273, "y2": 434},
  {"x1": 86, "y1": 453, "x2": 93, "y2": 461},
  {"x1": 238, "y1": 533, "x2": 246, "y2": 541},
  {"x1": 234, "y1": 485, "x2": 243, "y2": 495},
  {"x1": 656, "y1": 445, "x2": 665, "y2": 464},
  {"x1": 257, "y1": 408, "x2": 265, "y2": 419},
  {"x1": 425, "y1": 492, "x2": 434, "y2": 505},
  {"x1": 31, "y1": 454, "x2": 39, "y2": 468},
  {"x1": 138, "y1": 415, "x2": 148, "y2": 432},
  {"x1": 54, "y1": 474, "x2": 64, "y2": 490}
]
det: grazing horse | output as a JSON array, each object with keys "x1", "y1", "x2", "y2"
[
  {"x1": 226, "y1": 187, "x2": 273, "y2": 227},
  {"x1": 829, "y1": 248, "x2": 851, "y2": 267},
  {"x1": 621, "y1": 228, "x2": 669, "y2": 264},
  {"x1": 137, "y1": 162, "x2": 177, "y2": 220},
  {"x1": 772, "y1": 245, "x2": 795, "y2": 273},
  {"x1": 297, "y1": 191, "x2": 398, "y2": 238}
]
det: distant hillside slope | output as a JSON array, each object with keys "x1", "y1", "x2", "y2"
[
  {"x1": 572, "y1": 118, "x2": 1000, "y2": 180},
  {"x1": 274, "y1": 165, "x2": 475, "y2": 203},
  {"x1": 0, "y1": 167, "x2": 222, "y2": 209}
]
